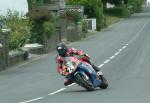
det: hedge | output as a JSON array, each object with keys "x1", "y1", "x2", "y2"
[
  {"x1": 105, "y1": 5, "x2": 130, "y2": 17},
  {"x1": 127, "y1": 0, "x2": 144, "y2": 12}
]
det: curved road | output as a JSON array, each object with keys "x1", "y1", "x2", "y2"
[{"x1": 0, "y1": 6, "x2": 150, "y2": 103}]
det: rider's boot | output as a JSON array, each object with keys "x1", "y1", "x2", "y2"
[{"x1": 64, "y1": 78, "x2": 74, "y2": 86}]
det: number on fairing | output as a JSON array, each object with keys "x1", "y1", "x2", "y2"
[
  {"x1": 67, "y1": 67, "x2": 74, "y2": 73},
  {"x1": 66, "y1": 62, "x2": 74, "y2": 73}
]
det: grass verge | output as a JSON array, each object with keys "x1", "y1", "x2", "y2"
[{"x1": 106, "y1": 15, "x2": 121, "y2": 26}]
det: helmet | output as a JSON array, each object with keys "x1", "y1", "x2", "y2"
[{"x1": 56, "y1": 43, "x2": 68, "y2": 57}]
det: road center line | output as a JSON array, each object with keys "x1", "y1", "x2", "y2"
[
  {"x1": 48, "y1": 88, "x2": 66, "y2": 95},
  {"x1": 122, "y1": 46, "x2": 127, "y2": 49},
  {"x1": 128, "y1": 19, "x2": 149, "y2": 44},
  {"x1": 126, "y1": 43, "x2": 129, "y2": 46},
  {"x1": 114, "y1": 52, "x2": 119, "y2": 56},
  {"x1": 110, "y1": 56, "x2": 115, "y2": 59},
  {"x1": 67, "y1": 83, "x2": 76, "y2": 87},
  {"x1": 20, "y1": 97, "x2": 44, "y2": 103},
  {"x1": 98, "y1": 64, "x2": 104, "y2": 68},
  {"x1": 118, "y1": 49, "x2": 123, "y2": 52},
  {"x1": 104, "y1": 59, "x2": 110, "y2": 64}
]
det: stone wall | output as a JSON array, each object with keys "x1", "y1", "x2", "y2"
[
  {"x1": 47, "y1": 30, "x2": 60, "y2": 51},
  {"x1": 0, "y1": 34, "x2": 5, "y2": 70},
  {"x1": 66, "y1": 21, "x2": 83, "y2": 42},
  {"x1": 0, "y1": 46, "x2": 4, "y2": 70},
  {"x1": 9, "y1": 50, "x2": 24, "y2": 66}
]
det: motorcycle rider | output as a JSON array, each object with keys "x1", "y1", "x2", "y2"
[{"x1": 56, "y1": 43, "x2": 103, "y2": 86}]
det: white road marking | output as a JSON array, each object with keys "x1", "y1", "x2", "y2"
[
  {"x1": 118, "y1": 49, "x2": 123, "y2": 52},
  {"x1": 98, "y1": 64, "x2": 104, "y2": 68},
  {"x1": 104, "y1": 59, "x2": 110, "y2": 64},
  {"x1": 110, "y1": 56, "x2": 115, "y2": 60},
  {"x1": 126, "y1": 43, "x2": 129, "y2": 46},
  {"x1": 67, "y1": 83, "x2": 75, "y2": 87},
  {"x1": 128, "y1": 19, "x2": 149, "y2": 44},
  {"x1": 20, "y1": 97, "x2": 44, "y2": 103},
  {"x1": 122, "y1": 46, "x2": 127, "y2": 49},
  {"x1": 114, "y1": 52, "x2": 119, "y2": 56},
  {"x1": 48, "y1": 88, "x2": 66, "y2": 95}
]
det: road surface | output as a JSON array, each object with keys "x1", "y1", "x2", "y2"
[{"x1": 0, "y1": 5, "x2": 150, "y2": 103}]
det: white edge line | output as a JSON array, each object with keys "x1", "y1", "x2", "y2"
[
  {"x1": 48, "y1": 88, "x2": 66, "y2": 95},
  {"x1": 20, "y1": 97, "x2": 44, "y2": 103}
]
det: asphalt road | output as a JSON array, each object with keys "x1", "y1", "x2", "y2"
[{"x1": 0, "y1": 5, "x2": 150, "y2": 103}]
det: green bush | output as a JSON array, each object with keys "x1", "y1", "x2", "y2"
[
  {"x1": 82, "y1": 19, "x2": 88, "y2": 33},
  {"x1": 0, "y1": 10, "x2": 30, "y2": 50},
  {"x1": 43, "y1": 21, "x2": 55, "y2": 38},
  {"x1": 105, "y1": 5, "x2": 130, "y2": 17},
  {"x1": 30, "y1": 12, "x2": 57, "y2": 44},
  {"x1": 128, "y1": 0, "x2": 143, "y2": 12},
  {"x1": 65, "y1": 10, "x2": 82, "y2": 25}
]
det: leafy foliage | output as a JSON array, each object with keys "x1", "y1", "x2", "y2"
[
  {"x1": 27, "y1": 0, "x2": 57, "y2": 44},
  {"x1": 105, "y1": 5, "x2": 130, "y2": 17},
  {"x1": 127, "y1": 0, "x2": 144, "y2": 12},
  {"x1": 82, "y1": 19, "x2": 88, "y2": 33},
  {"x1": 67, "y1": 0, "x2": 104, "y2": 30},
  {"x1": 30, "y1": 12, "x2": 57, "y2": 44},
  {"x1": 0, "y1": 10, "x2": 30, "y2": 50},
  {"x1": 43, "y1": 21, "x2": 55, "y2": 38},
  {"x1": 65, "y1": 10, "x2": 82, "y2": 24}
]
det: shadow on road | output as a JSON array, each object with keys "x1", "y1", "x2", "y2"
[{"x1": 63, "y1": 88, "x2": 104, "y2": 93}]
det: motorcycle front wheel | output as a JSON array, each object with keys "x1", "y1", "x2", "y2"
[
  {"x1": 75, "y1": 73, "x2": 95, "y2": 91},
  {"x1": 99, "y1": 75, "x2": 108, "y2": 89}
]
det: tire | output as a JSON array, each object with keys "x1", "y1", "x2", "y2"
[
  {"x1": 99, "y1": 75, "x2": 108, "y2": 89},
  {"x1": 75, "y1": 73, "x2": 95, "y2": 91}
]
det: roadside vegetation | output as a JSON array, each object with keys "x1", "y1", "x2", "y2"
[
  {"x1": 106, "y1": 15, "x2": 120, "y2": 25},
  {"x1": 0, "y1": 10, "x2": 30, "y2": 50},
  {"x1": 67, "y1": 0, "x2": 104, "y2": 31},
  {"x1": 104, "y1": 0, "x2": 144, "y2": 26},
  {"x1": 0, "y1": 0, "x2": 144, "y2": 51}
]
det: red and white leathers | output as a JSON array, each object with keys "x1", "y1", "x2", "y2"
[
  {"x1": 56, "y1": 48, "x2": 90, "y2": 75},
  {"x1": 56, "y1": 47, "x2": 100, "y2": 86},
  {"x1": 56, "y1": 48, "x2": 93, "y2": 86}
]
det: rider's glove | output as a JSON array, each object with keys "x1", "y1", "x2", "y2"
[
  {"x1": 62, "y1": 66, "x2": 69, "y2": 76},
  {"x1": 84, "y1": 53, "x2": 90, "y2": 59}
]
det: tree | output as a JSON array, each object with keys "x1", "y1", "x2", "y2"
[
  {"x1": 67, "y1": 0, "x2": 104, "y2": 30},
  {"x1": 101, "y1": 0, "x2": 108, "y2": 9},
  {"x1": 27, "y1": 0, "x2": 56, "y2": 47}
]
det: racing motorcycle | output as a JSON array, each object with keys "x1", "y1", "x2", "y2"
[{"x1": 63, "y1": 56, "x2": 108, "y2": 91}]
